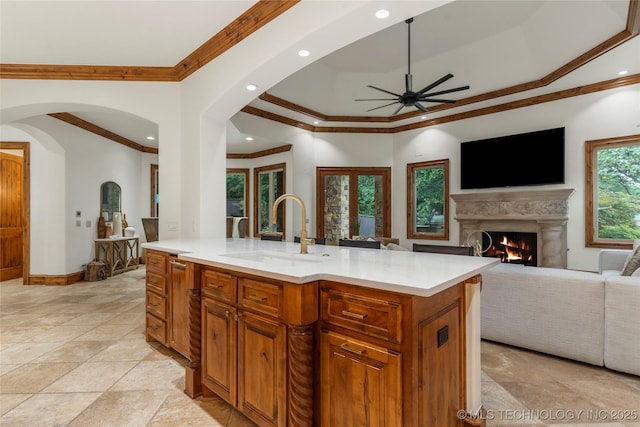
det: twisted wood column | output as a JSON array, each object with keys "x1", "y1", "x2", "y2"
[
  {"x1": 288, "y1": 324, "x2": 314, "y2": 427},
  {"x1": 185, "y1": 288, "x2": 202, "y2": 397}
]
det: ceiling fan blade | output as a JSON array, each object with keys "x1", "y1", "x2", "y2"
[
  {"x1": 392, "y1": 104, "x2": 405, "y2": 115},
  {"x1": 420, "y1": 85, "x2": 470, "y2": 98},
  {"x1": 367, "y1": 85, "x2": 401, "y2": 97},
  {"x1": 418, "y1": 98, "x2": 458, "y2": 103},
  {"x1": 405, "y1": 74, "x2": 412, "y2": 92},
  {"x1": 366, "y1": 101, "x2": 400, "y2": 112},
  {"x1": 355, "y1": 98, "x2": 398, "y2": 101},
  {"x1": 415, "y1": 102, "x2": 428, "y2": 113},
  {"x1": 416, "y1": 73, "x2": 454, "y2": 95}
]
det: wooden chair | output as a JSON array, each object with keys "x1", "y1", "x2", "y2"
[
  {"x1": 226, "y1": 217, "x2": 234, "y2": 238},
  {"x1": 339, "y1": 239, "x2": 381, "y2": 249},
  {"x1": 260, "y1": 233, "x2": 283, "y2": 241},
  {"x1": 236, "y1": 218, "x2": 248, "y2": 238},
  {"x1": 141, "y1": 217, "x2": 158, "y2": 242},
  {"x1": 294, "y1": 236, "x2": 326, "y2": 245},
  {"x1": 412, "y1": 243, "x2": 474, "y2": 256}
]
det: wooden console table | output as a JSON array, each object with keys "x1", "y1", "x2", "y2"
[{"x1": 95, "y1": 237, "x2": 140, "y2": 276}]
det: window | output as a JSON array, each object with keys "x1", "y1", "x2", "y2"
[
  {"x1": 586, "y1": 135, "x2": 640, "y2": 248},
  {"x1": 254, "y1": 163, "x2": 286, "y2": 237},
  {"x1": 316, "y1": 167, "x2": 391, "y2": 242},
  {"x1": 226, "y1": 168, "x2": 249, "y2": 217},
  {"x1": 407, "y1": 159, "x2": 449, "y2": 240}
]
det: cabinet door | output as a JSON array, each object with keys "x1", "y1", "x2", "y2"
[
  {"x1": 169, "y1": 258, "x2": 192, "y2": 358},
  {"x1": 202, "y1": 298, "x2": 237, "y2": 405},
  {"x1": 320, "y1": 330, "x2": 402, "y2": 427},
  {"x1": 237, "y1": 312, "x2": 287, "y2": 427}
]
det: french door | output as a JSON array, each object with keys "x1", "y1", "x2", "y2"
[{"x1": 316, "y1": 167, "x2": 391, "y2": 243}]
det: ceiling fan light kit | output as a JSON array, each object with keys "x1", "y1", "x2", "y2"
[{"x1": 355, "y1": 17, "x2": 470, "y2": 115}]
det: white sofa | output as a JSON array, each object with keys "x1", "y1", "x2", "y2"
[{"x1": 481, "y1": 249, "x2": 640, "y2": 376}]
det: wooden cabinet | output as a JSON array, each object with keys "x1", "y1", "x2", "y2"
[
  {"x1": 145, "y1": 250, "x2": 168, "y2": 345},
  {"x1": 145, "y1": 249, "x2": 202, "y2": 398},
  {"x1": 319, "y1": 280, "x2": 467, "y2": 427},
  {"x1": 237, "y1": 311, "x2": 287, "y2": 427},
  {"x1": 201, "y1": 267, "x2": 317, "y2": 427},
  {"x1": 320, "y1": 330, "x2": 402, "y2": 427}
]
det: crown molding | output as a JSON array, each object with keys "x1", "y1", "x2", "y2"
[
  {"x1": 0, "y1": 1, "x2": 299, "y2": 82},
  {"x1": 48, "y1": 112, "x2": 158, "y2": 154}
]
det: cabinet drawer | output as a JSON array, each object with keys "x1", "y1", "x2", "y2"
[
  {"x1": 146, "y1": 251, "x2": 167, "y2": 275},
  {"x1": 202, "y1": 269, "x2": 236, "y2": 302},
  {"x1": 146, "y1": 272, "x2": 166, "y2": 295},
  {"x1": 146, "y1": 313, "x2": 168, "y2": 345},
  {"x1": 238, "y1": 278, "x2": 283, "y2": 318},
  {"x1": 321, "y1": 288, "x2": 402, "y2": 343},
  {"x1": 146, "y1": 291, "x2": 167, "y2": 319}
]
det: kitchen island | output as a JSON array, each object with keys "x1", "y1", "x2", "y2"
[{"x1": 143, "y1": 238, "x2": 499, "y2": 427}]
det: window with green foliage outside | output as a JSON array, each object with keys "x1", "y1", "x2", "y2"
[
  {"x1": 407, "y1": 159, "x2": 449, "y2": 240},
  {"x1": 586, "y1": 136, "x2": 640, "y2": 248}
]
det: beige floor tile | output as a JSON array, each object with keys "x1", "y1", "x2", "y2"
[
  {"x1": 43, "y1": 361, "x2": 137, "y2": 392},
  {"x1": 0, "y1": 313, "x2": 42, "y2": 328},
  {"x1": 30, "y1": 340, "x2": 114, "y2": 363},
  {"x1": 148, "y1": 390, "x2": 233, "y2": 426},
  {"x1": 88, "y1": 338, "x2": 154, "y2": 362},
  {"x1": 62, "y1": 312, "x2": 118, "y2": 326},
  {"x1": 1, "y1": 392, "x2": 101, "y2": 426},
  {"x1": 110, "y1": 359, "x2": 184, "y2": 391},
  {"x1": 73, "y1": 322, "x2": 139, "y2": 341},
  {"x1": 0, "y1": 362, "x2": 78, "y2": 393},
  {"x1": 0, "y1": 326, "x2": 43, "y2": 343},
  {"x1": 29, "y1": 323, "x2": 97, "y2": 343},
  {"x1": 68, "y1": 390, "x2": 170, "y2": 427},
  {"x1": 0, "y1": 394, "x2": 31, "y2": 416},
  {"x1": 0, "y1": 363, "x2": 21, "y2": 375},
  {"x1": 482, "y1": 381, "x2": 542, "y2": 425},
  {"x1": 0, "y1": 341, "x2": 64, "y2": 364}
]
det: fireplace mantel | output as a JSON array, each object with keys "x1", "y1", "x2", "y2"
[{"x1": 451, "y1": 189, "x2": 575, "y2": 268}]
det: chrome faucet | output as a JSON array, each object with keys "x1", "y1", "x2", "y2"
[{"x1": 272, "y1": 193, "x2": 314, "y2": 254}]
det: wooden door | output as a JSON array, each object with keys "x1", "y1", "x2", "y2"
[
  {"x1": 417, "y1": 304, "x2": 463, "y2": 427},
  {"x1": 0, "y1": 151, "x2": 24, "y2": 281},
  {"x1": 320, "y1": 330, "x2": 402, "y2": 427},
  {"x1": 202, "y1": 298, "x2": 237, "y2": 405},
  {"x1": 237, "y1": 312, "x2": 287, "y2": 427}
]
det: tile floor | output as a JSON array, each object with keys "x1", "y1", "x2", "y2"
[{"x1": 1, "y1": 268, "x2": 639, "y2": 426}]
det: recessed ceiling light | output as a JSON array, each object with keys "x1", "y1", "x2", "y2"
[
  {"x1": 245, "y1": 137, "x2": 253, "y2": 141},
  {"x1": 146, "y1": 136, "x2": 155, "y2": 140},
  {"x1": 313, "y1": 120, "x2": 319, "y2": 125},
  {"x1": 618, "y1": 70, "x2": 628, "y2": 76},
  {"x1": 298, "y1": 49, "x2": 310, "y2": 57},
  {"x1": 375, "y1": 9, "x2": 390, "y2": 19},
  {"x1": 246, "y1": 84, "x2": 257, "y2": 91},
  {"x1": 421, "y1": 116, "x2": 427, "y2": 120}
]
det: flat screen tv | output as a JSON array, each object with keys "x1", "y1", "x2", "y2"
[{"x1": 460, "y1": 127, "x2": 565, "y2": 190}]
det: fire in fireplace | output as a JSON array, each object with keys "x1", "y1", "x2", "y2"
[{"x1": 482, "y1": 231, "x2": 537, "y2": 266}]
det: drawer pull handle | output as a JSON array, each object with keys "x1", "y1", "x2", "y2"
[
  {"x1": 208, "y1": 284, "x2": 222, "y2": 289},
  {"x1": 248, "y1": 295, "x2": 267, "y2": 303},
  {"x1": 341, "y1": 310, "x2": 367, "y2": 320},
  {"x1": 170, "y1": 261, "x2": 187, "y2": 271},
  {"x1": 225, "y1": 310, "x2": 230, "y2": 318},
  {"x1": 340, "y1": 343, "x2": 365, "y2": 355}
]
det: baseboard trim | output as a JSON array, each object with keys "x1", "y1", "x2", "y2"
[{"x1": 28, "y1": 271, "x2": 84, "y2": 286}]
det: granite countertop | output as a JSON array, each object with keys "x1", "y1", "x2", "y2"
[{"x1": 143, "y1": 238, "x2": 499, "y2": 297}]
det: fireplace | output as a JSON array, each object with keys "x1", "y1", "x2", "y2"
[
  {"x1": 450, "y1": 189, "x2": 575, "y2": 269},
  {"x1": 483, "y1": 231, "x2": 537, "y2": 266}
]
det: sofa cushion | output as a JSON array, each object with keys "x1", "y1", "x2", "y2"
[
  {"x1": 481, "y1": 263, "x2": 605, "y2": 366},
  {"x1": 604, "y1": 275, "x2": 640, "y2": 375},
  {"x1": 621, "y1": 244, "x2": 640, "y2": 276}
]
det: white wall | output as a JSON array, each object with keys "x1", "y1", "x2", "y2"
[
  {"x1": 393, "y1": 85, "x2": 640, "y2": 272},
  {"x1": 1, "y1": 118, "x2": 158, "y2": 274}
]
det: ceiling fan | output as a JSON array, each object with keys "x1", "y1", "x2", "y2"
[{"x1": 355, "y1": 17, "x2": 470, "y2": 115}]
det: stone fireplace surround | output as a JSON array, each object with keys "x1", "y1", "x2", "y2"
[{"x1": 450, "y1": 189, "x2": 575, "y2": 269}]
